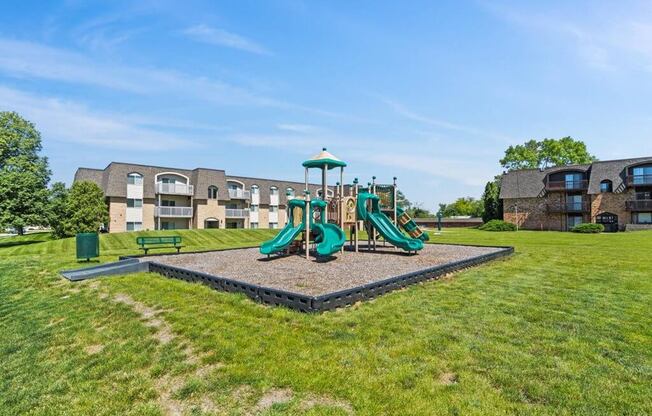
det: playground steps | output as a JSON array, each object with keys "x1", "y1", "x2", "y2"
[{"x1": 396, "y1": 208, "x2": 430, "y2": 241}]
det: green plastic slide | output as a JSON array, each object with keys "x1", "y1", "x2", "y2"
[
  {"x1": 310, "y1": 199, "x2": 346, "y2": 256},
  {"x1": 312, "y1": 222, "x2": 346, "y2": 256},
  {"x1": 260, "y1": 199, "x2": 306, "y2": 255},
  {"x1": 357, "y1": 192, "x2": 423, "y2": 252},
  {"x1": 259, "y1": 198, "x2": 346, "y2": 256}
]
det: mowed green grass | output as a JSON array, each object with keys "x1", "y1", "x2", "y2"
[{"x1": 0, "y1": 228, "x2": 650, "y2": 415}]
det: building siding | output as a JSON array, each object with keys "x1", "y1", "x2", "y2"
[
  {"x1": 76, "y1": 162, "x2": 330, "y2": 233},
  {"x1": 501, "y1": 157, "x2": 652, "y2": 231}
]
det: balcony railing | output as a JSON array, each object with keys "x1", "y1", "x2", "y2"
[
  {"x1": 625, "y1": 200, "x2": 652, "y2": 211},
  {"x1": 545, "y1": 180, "x2": 589, "y2": 191},
  {"x1": 225, "y1": 208, "x2": 250, "y2": 218},
  {"x1": 546, "y1": 201, "x2": 589, "y2": 213},
  {"x1": 626, "y1": 175, "x2": 652, "y2": 187},
  {"x1": 155, "y1": 206, "x2": 192, "y2": 217},
  {"x1": 156, "y1": 182, "x2": 194, "y2": 195},
  {"x1": 228, "y1": 189, "x2": 251, "y2": 199}
]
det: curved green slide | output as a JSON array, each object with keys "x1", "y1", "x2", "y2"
[
  {"x1": 310, "y1": 199, "x2": 346, "y2": 256},
  {"x1": 357, "y1": 192, "x2": 423, "y2": 252},
  {"x1": 260, "y1": 199, "x2": 306, "y2": 255}
]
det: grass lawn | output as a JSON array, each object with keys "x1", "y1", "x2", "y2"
[{"x1": 1, "y1": 228, "x2": 650, "y2": 415}]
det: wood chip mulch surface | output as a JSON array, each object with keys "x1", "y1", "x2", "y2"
[{"x1": 150, "y1": 243, "x2": 504, "y2": 296}]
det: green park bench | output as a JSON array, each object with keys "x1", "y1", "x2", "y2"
[{"x1": 136, "y1": 236, "x2": 183, "y2": 255}]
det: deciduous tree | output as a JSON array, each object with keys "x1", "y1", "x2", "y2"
[
  {"x1": 500, "y1": 137, "x2": 596, "y2": 171},
  {"x1": 438, "y1": 197, "x2": 484, "y2": 218},
  {"x1": 0, "y1": 112, "x2": 51, "y2": 234},
  {"x1": 481, "y1": 179, "x2": 502, "y2": 222},
  {"x1": 62, "y1": 181, "x2": 109, "y2": 236},
  {"x1": 47, "y1": 182, "x2": 69, "y2": 238}
]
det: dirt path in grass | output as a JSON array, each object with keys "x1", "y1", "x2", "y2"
[{"x1": 106, "y1": 289, "x2": 353, "y2": 415}]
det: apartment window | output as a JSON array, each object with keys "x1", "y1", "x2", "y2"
[
  {"x1": 251, "y1": 185, "x2": 259, "y2": 194},
  {"x1": 269, "y1": 206, "x2": 278, "y2": 213},
  {"x1": 127, "y1": 173, "x2": 143, "y2": 185},
  {"x1": 270, "y1": 186, "x2": 279, "y2": 196},
  {"x1": 632, "y1": 166, "x2": 652, "y2": 184},
  {"x1": 566, "y1": 194, "x2": 583, "y2": 210},
  {"x1": 250, "y1": 222, "x2": 258, "y2": 229},
  {"x1": 286, "y1": 187, "x2": 295, "y2": 197},
  {"x1": 317, "y1": 189, "x2": 334, "y2": 198},
  {"x1": 634, "y1": 212, "x2": 652, "y2": 224},
  {"x1": 565, "y1": 173, "x2": 583, "y2": 189},
  {"x1": 161, "y1": 200, "x2": 176, "y2": 207},
  {"x1": 127, "y1": 198, "x2": 143, "y2": 208},
  {"x1": 208, "y1": 186, "x2": 218, "y2": 199},
  {"x1": 600, "y1": 180, "x2": 612, "y2": 193},
  {"x1": 269, "y1": 222, "x2": 278, "y2": 229},
  {"x1": 126, "y1": 222, "x2": 142, "y2": 231},
  {"x1": 567, "y1": 214, "x2": 583, "y2": 230},
  {"x1": 161, "y1": 221, "x2": 175, "y2": 230},
  {"x1": 160, "y1": 177, "x2": 176, "y2": 184},
  {"x1": 250, "y1": 204, "x2": 259, "y2": 212}
]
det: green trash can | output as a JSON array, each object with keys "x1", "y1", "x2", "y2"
[{"x1": 76, "y1": 232, "x2": 99, "y2": 261}]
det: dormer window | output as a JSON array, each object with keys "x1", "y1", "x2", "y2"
[
  {"x1": 270, "y1": 186, "x2": 279, "y2": 196},
  {"x1": 286, "y1": 187, "x2": 295, "y2": 197},
  {"x1": 251, "y1": 185, "x2": 259, "y2": 194},
  {"x1": 127, "y1": 172, "x2": 143, "y2": 185},
  {"x1": 208, "y1": 186, "x2": 218, "y2": 199},
  {"x1": 600, "y1": 180, "x2": 612, "y2": 193}
]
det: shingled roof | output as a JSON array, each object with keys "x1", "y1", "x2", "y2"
[
  {"x1": 499, "y1": 157, "x2": 652, "y2": 199},
  {"x1": 74, "y1": 162, "x2": 331, "y2": 204},
  {"x1": 586, "y1": 157, "x2": 652, "y2": 194}
]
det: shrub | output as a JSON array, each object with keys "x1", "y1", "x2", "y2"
[
  {"x1": 479, "y1": 219, "x2": 517, "y2": 231},
  {"x1": 571, "y1": 223, "x2": 604, "y2": 233}
]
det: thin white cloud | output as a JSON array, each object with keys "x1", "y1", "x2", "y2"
[
  {"x1": 357, "y1": 151, "x2": 492, "y2": 187},
  {"x1": 0, "y1": 86, "x2": 195, "y2": 150},
  {"x1": 229, "y1": 134, "x2": 326, "y2": 152},
  {"x1": 379, "y1": 97, "x2": 512, "y2": 143},
  {"x1": 276, "y1": 123, "x2": 319, "y2": 133},
  {"x1": 228, "y1": 132, "x2": 494, "y2": 187},
  {"x1": 182, "y1": 24, "x2": 271, "y2": 55},
  {"x1": 0, "y1": 37, "x2": 353, "y2": 118},
  {"x1": 0, "y1": 38, "x2": 281, "y2": 107},
  {"x1": 481, "y1": 2, "x2": 652, "y2": 72}
]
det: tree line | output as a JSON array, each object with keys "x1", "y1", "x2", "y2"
[
  {"x1": 0, "y1": 112, "x2": 108, "y2": 237},
  {"x1": 440, "y1": 137, "x2": 596, "y2": 221},
  {"x1": 1, "y1": 110, "x2": 597, "y2": 233}
]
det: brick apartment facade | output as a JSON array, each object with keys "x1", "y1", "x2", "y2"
[
  {"x1": 74, "y1": 162, "x2": 331, "y2": 233},
  {"x1": 500, "y1": 157, "x2": 652, "y2": 231}
]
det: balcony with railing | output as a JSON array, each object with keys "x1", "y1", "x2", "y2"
[
  {"x1": 228, "y1": 189, "x2": 251, "y2": 199},
  {"x1": 156, "y1": 182, "x2": 194, "y2": 195},
  {"x1": 225, "y1": 208, "x2": 250, "y2": 218},
  {"x1": 155, "y1": 206, "x2": 193, "y2": 217},
  {"x1": 546, "y1": 201, "x2": 590, "y2": 213},
  {"x1": 625, "y1": 200, "x2": 652, "y2": 211},
  {"x1": 626, "y1": 175, "x2": 652, "y2": 187},
  {"x1": 545, "y1": 180, "x2": 589, "y2": 191}
]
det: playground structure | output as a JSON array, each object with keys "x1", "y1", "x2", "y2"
[
  {"x1": 260, "y1": 149, "x2": 430, "y2": 258},
  {"x1": 61, "y1": 147, "x2": 513, "y2": 312}
]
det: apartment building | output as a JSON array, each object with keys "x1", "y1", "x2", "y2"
[
  {"x1": 74, "y1": 162, "x2": 327, "y2": 233},
  {"x1": 500, "y1": 156, "x2": 652, "y2": 231}
]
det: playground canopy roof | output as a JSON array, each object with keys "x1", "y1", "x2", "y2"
[{"x1": 302, "y1": 148, "x2": 347, "y2": 169}]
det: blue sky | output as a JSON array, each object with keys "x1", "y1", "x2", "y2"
[{"x1": 1, "y1": 0, "x2": 651, "y2": 210}]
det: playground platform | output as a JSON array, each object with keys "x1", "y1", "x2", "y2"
[{"x1": 125, "y1": 243, "x2": 512, "y2": 312}]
